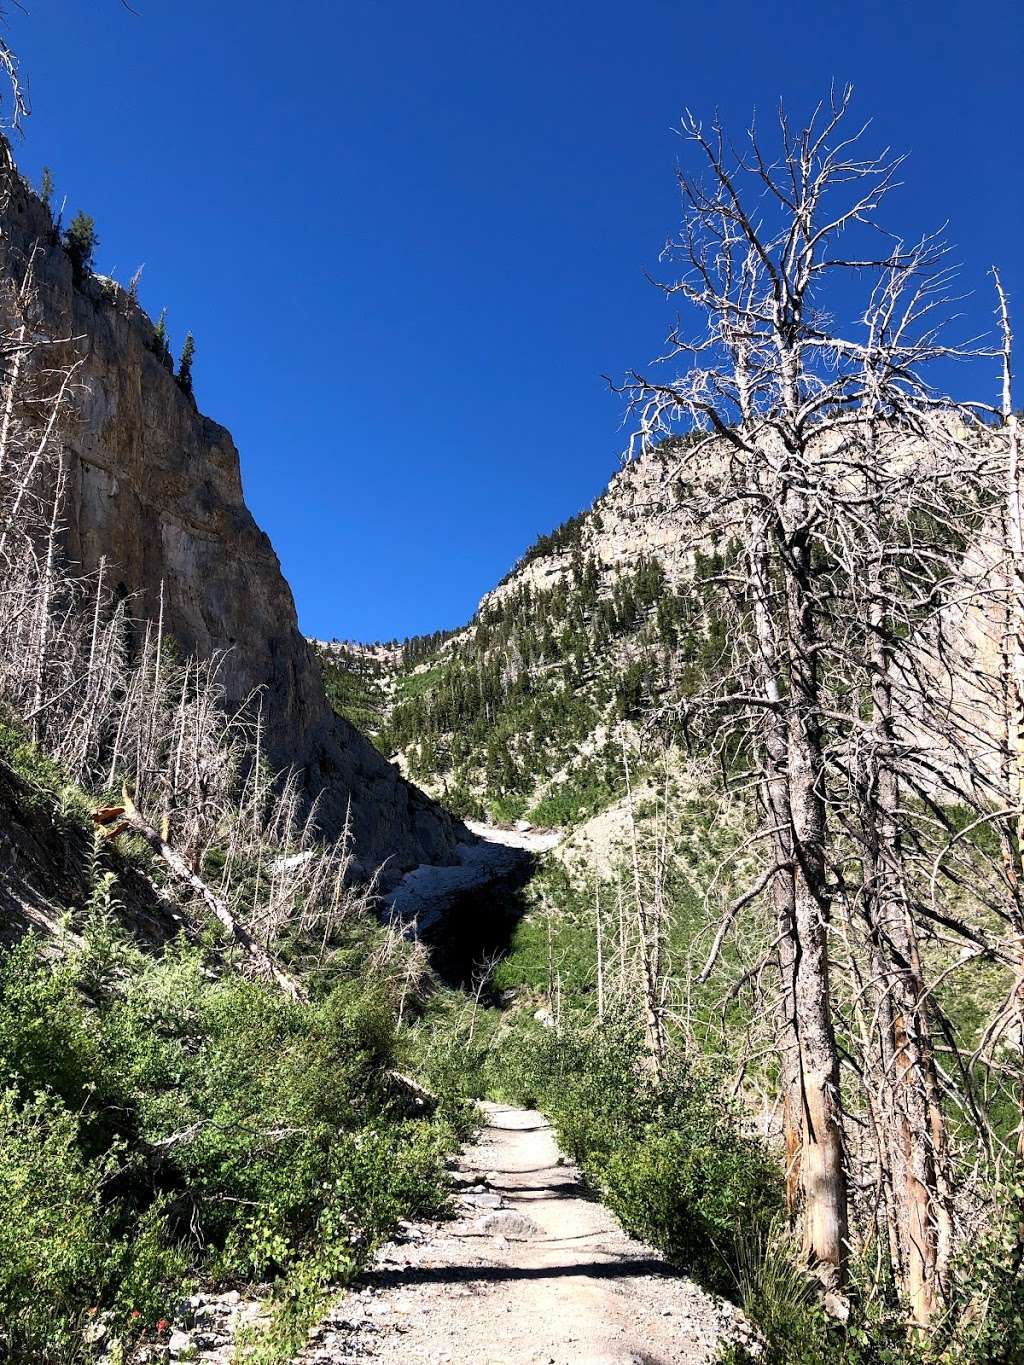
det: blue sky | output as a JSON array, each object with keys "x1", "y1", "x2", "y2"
[{"x1": 10, "y1": 1, "x2": 1023, "y2": 641}]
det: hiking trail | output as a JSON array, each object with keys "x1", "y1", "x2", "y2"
[{"x1": 300, "y1": 1101, "x2": 753, "y2": 1365}]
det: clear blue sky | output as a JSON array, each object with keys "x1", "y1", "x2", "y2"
[{"x1": 10, "y1": 1, "x2": 1022, "y2": 641}]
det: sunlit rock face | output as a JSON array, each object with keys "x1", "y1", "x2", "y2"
[{"x1": 0, "y1": 176, "x2": 459, "y2": 883}]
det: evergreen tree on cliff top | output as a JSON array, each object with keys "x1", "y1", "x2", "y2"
[
  {"x1": 63, "y1": 211, "x2": 97, "y2": 283},
  {"x1": 177, "y1": 331, "x2": 196, "y2": 402}
]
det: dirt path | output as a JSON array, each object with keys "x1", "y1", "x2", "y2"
[{"x1": 301, "y1": 1102, "x2": 750, "y2": 1365}]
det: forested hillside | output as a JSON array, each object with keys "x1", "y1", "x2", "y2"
[{"x1": 317, "y1": 440, "x2": 728, "y2": 827}]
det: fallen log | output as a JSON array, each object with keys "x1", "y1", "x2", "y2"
[
  {"x1": 93, "y1": 785, "x2": 307, "y2": 1003},
  {"x1": 385, "y1": 1068, "x2": 438, "y2": 1115}
]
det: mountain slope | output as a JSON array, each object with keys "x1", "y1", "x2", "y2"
[
  {"x1": 1, "y1": 167, "x2": 458, "y2": 883},
  {"x1": 317, "y1": 438, "x2": 723, "y2": 827}
]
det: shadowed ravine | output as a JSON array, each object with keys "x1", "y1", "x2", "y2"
[{"x1": 384, "y1": 822, "x2": 559, "y2": 988}]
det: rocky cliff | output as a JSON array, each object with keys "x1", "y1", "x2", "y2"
[
  {"x1": 0, "y1": 172, "x2": 459, "y2": 884},
  {"x1": 314, "y1": 438, "x2": 714, "y2": 828},
  {"x1": 480, "y1": 440, "x2": 696, "y2": 613}
]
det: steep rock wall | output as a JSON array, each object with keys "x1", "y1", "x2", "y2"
[{"x1": 1, "y1": 175, "x2": 459, "y2": 883}]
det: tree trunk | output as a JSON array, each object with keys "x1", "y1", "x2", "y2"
[{"x1": 782, "y1": 492, "x2": 849, "y2": 1288}]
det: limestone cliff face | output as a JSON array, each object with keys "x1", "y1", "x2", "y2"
[
  {"x1": 1, "y1": 177, "x2": 459, "y2": 883},
  {"x1": 479, "y1": 441, "x2": 702, "y2": 615}
]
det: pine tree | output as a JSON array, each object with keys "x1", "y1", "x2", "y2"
[
  {"x1": 177, "y1": 332, "x2": 196, "y2": 400},
  {"x1": 39, "y1": 167, "x2": 54, "y2": 213},
  {"x1": 149, "y1": 309, "x2": 172, "y2": 369},
  {"x1": 63, "y1": 211, "x2": 98, "y2": 282}
]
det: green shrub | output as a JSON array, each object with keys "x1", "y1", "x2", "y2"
[
  {"x1": 602, "y1": 1107, "x2": 782, "y2": 1292},
  {"x1": 950, "y1": 1186, "x2": 1024, "y2": 1364},
  {"x1": 443, "y1": 782, "x2": 486, "y2": 821},
  {"x1": 0, "y1": 921, "x2": 464, "y2": 1360},
  {"x1": 0, "y1": 1090, "x2": 186, "y2": 1360},
  {"x1": 483, "y1": 1016, "x2": 565, "y2": 1108},
  {"x1": 0, "y1": 1088, "x2": 118, "y2": 1355},
  {"x1": 487, "y1": 792, "x2": 529, "y2": 824},
  {"x1": 527, "y1": 751, "x2": 621, "y2": 828},
  {"x1": 0, "y1": 709, "x2": 82, "y2": 806},
  {"x1": 0, "y1": 938, "x2": 109, "y2": 1129}
]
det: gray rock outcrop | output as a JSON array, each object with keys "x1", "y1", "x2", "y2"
[{"x1": 1, "y1": 172, "x2": 459, "y2": 883}]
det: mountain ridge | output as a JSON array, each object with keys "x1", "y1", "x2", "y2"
[{"x1": 313, "y1": 435, "x2": 722, "y2": 829}]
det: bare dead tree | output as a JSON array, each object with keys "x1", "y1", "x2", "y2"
[{"x1": 616, "y1": 88, "x2": 1003, "y2": 1309}]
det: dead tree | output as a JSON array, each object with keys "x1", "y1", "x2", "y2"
[{"x1": 619, "y1": 88, "x2": 990, "y2": 1298}]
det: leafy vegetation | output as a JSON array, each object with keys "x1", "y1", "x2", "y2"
[
  {"x1": 0, "y1": 688, "x2": 474, "y2": 1362},
  {"x1": 0, "y1": 895, "x2": 468, "y2": 1362}
]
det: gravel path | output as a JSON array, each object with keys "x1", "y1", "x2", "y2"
[{"x1": 300, "y1": 1102, "x2": 749, "y2": 1365}]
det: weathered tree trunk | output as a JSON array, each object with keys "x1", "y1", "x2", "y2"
[
  {"x1": 30, "y1": 446, "x2": 65, "y2": 744},
  {"x1": 782, "y1": 476, "x2": 849, "y2": 1287},
  {"x1": 624, "y1": 738, "x2": 667, "y2": 1079},
  {"x1": 750, "y1": 517, "x2": 803, "y2": 1216},
  {"x1": 994, "y1": 272, "x2": 1024, "y2": 1245},
  {"x1": 733, "y1": 340, "x2": 805, "y2": 1219},
  {"x1": 854, "y1": 410, "x2": 952, "y2": 1324}
]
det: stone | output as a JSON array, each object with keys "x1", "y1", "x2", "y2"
[
  {"x1": 479, "y1": 1209, "x2": 538, "y2": 1240},
  {"x1": 462, "y1": 1191, "x2": 502, "y2": 1208},
  {"x1": 0, "y1": 180, "x2": 462, "y2": 888},
  {"x1": 823, "y1": 1291, "x2": 851, "y2": 1323}
]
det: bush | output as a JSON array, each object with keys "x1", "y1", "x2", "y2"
[
  {"x1": 443, "y1": 782, "x2": 486, "y2": 821},
  {"x1": 0, "y1": 938, "x2": 106, "y2": 1120},
  {"x1": 0, "y1": 1089, "x2": 187, "y2": 1360},
  {"x1": 527, "y1": 749, "x2": 622, "y2": 829},
  {"x1": 0, "y1": 1088, "x2": 117, "y2": 1355},
  {"x1": 951, "y1": 1189, "x2": 1024, "y2": 1364},
  {"x1": 0, "y1": 923, "x2": 463, "y2": 1361},
  {"x1": 602, "y1": 1109, "x2": 781, "y2": 1292}
]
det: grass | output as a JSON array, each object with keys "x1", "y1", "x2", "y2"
[
  {"x1": 526, "y1": 747, "x2": 624, "y2": 828},
  {"x1": 394, "y1": 664, "x2": 445, "y2": 702}
]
